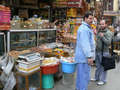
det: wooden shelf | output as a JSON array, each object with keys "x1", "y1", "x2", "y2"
[{"x1": 16, "y1": 69, "x2": 42, "y2": 90}]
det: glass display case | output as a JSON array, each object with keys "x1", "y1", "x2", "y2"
[
  {"x1": 38, "y1": 29, "x2": 56, "y2": 45},
  {"x1": 7, "y1": 29, "x2": 56, "y2": 51},
  {"x1": 0, "y1": 32, "x2": 6, "y2": 56},
  {"x1": 47, "y1": 30, "x2": 56, "y2": 42},
  {"x1": 8, "y1": 30, "x2": 37, "y2": 51}
]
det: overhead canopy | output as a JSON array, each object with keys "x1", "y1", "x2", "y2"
[
  {"x1": 53, "y1": 0, "x2": 83, "y2": 8},
  {"x1": 67, "y1": 0, "x2": 82, "y2": 8},
  {"x1": 104, "y1": 11, "x2": 120, "y2": 16}
]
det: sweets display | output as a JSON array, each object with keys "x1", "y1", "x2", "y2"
[
  {"x1": 41, "y1": 57, "x2": 59, "y2": 66},
  {"x1": 8, "y1": 50, "x2": 31, "y2": 59}
]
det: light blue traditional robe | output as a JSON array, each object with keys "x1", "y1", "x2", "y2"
[{"x1": 75, "y1": 22, "x2": 95, "y2": 90}]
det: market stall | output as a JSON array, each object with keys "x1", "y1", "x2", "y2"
[{"x1": 0, "y1": 0, "x2": 89, "y2": 89}]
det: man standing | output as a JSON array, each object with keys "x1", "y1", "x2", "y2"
[
  {"x1": 93, "y1": 19, "x2": 112, "y2": 85},
  {"x1": 75, "y1": 12, "x2": 95, "y2": 90}
]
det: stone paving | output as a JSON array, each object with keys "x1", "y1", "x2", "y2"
[{"x1": 43, "y1": 62, "x2": 120, "y2": 90}]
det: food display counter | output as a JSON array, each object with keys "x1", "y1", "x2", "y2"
[{"x1": 7, "y1": 29, "x2": 57, "y2": 52}]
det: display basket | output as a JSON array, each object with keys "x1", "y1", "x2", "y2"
[
  {"x1": 60, "y1": 60, "x2": 76, "y2": 74},
  {"x1": 41, "y1": 63, "x2": 59, "y2": 74}
]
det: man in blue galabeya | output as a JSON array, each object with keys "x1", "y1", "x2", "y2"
[{"x1": 75, "y1": 12, "x2": 95, "y2": 90}]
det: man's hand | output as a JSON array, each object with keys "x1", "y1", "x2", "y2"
[
  {"x1": 99, "y1": 33, "x2": 104, "y2": 37},
  {"x1": 88, "y1": 58, "x2": 94, "y2": 65}
]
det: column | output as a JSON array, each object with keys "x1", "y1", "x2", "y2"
[{"x1": 113, "y1": 0, "x2": 119, "y2": 11}]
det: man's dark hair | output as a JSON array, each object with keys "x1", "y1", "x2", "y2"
[
  {"x1": 101, "y1": 19, "x2": 109, "y2": 25},
  {"x1": 83, "y1": 12, "x2": 93, "y2": 20}
]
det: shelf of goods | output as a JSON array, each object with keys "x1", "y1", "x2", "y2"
[
  {"x1": 67, "y1": 8, "x2": 77, "y2": 17},
  {"x1": 57, "y1": 32, "x2": 76, "y2": 43},
  {"x1": 51, "y1": 8, "x2": 67, "y2": 23},
  {"x1": 7, "y1": 29, "x2": 57, "y2": 52},
  {"x1": 0, "y1": 5, "x2": 11, "y2": 30}
]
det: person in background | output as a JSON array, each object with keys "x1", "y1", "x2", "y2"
[
  {"x1": 92, "y1": 19, "x2": 113, "y2": 85},
  {"x1": 91, "y1": 17, "x2": 98, "y2": 35},
  {"x1": 108, "y1": 26, "x2": 115, "y2": 34},
  {"x1": 75, "y1": 12, "x2": 95, "y2": 90},
  {"x1": 91, "y1": 17, "x2": 98, "y2": 42},
  {"x1": 113, "y1": 24, "x2": 120, "y2": 42}
]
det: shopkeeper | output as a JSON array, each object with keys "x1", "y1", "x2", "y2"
[{"x1": 75, "y1": 12, "x2": 95, "y2": 90}]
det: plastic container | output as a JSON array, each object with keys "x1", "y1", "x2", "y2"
[
  {"x1": 60, "y1": 61, "x2": 76, "y2": 73},
  {"x1": 42, "y1": 74, "x2": 54, "y2": 89},
  {"x1": 41, "y1": 63, "x2": 59, "y2": 74}
]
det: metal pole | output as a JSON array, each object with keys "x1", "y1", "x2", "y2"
[
  {"x1": 4, "y1": 34, "x2": 6, "y2": 55},
  {"x1": 7, "y1": 31, "x2": 10, "y2": 52}
]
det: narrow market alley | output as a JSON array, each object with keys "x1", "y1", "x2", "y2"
[{"x1": 45, "y1": 62, "x2": 120, "y2": 90}]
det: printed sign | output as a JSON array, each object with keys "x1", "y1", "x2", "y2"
[{"x1": 67, "y1": 0, "x2": 82, "y2": 7}]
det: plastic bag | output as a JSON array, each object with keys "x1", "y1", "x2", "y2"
[
  {"x1": 0, "y1": 55, "x2": 8, "y2": 70},
  {"x1": 3, "y1": 56, "x2": 14, "y2": 75},
  {"x1": 3, "y1": 72, "x2": 16, "y2": 90},
  {"x1": 0, "y1": 72, "x2": 8, "y2": 85},
  {"x1": 0, "y1": 55, "x2": 16, "y2": 90}
]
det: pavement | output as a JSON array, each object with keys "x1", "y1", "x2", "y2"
[{"x1": 43, "y1": 62, "x2": 120, "y2": 90}]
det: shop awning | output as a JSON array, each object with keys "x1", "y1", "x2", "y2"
[
  {"x1": 67, "y1": 0, "x2": 82, "y2": 8},
  {"x1": 104, "y1": 11, "x2": 120, "y2": 16},
  {"x1": 53, "y1": 0, "x2": 83, "y2": 8}
]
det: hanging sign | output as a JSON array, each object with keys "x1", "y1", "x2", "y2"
[
  {"x1": 67, "y1": 0, "x2": 82, "y2": 7},
  {"x1": 104, "y1": 11, "x2": 120, "y2": 16}
]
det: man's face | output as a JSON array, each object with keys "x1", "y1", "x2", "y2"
[
  {"x1": 100, "y1": 20, "x2": 106, "y2": 30},
  {"x1": 85, "y1": 15, "x2": 93, "y2": 25}
]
